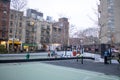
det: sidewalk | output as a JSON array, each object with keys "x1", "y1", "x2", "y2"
[
  {"x1": 0, "y1": 52, "x2": 119, "y2": 64},
  {"x1": 83, "y1": 52, "x2": 119, "y2": 64}
]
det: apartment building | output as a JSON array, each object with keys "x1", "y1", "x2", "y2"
[
  {"x1": 9, "y1": 9, "x2": 23, "y2": 41},
  {"x1": 99, "y1": 0, "x2": 120, "y2": 44},
  {"x1": 23, "y1": 17, "x2": 37, "y2": 51},
  {"x1": 57, "y1": 18, "x2": 69, "y2": 48},
  {"x1": 24, "y1": 18, "x2": 53, "y2": 51},
  {"x1": 52, "y1": 22, "x2": 62, "y2": 44},
  {"x1": 40, "y1": 21, "x2": 52, "y2": 44},
  {"x1": 0, "y1": 0, "x2": 10, "y2": 45},
  {"x1": 8, "y1": 9, "x2": 23, "y2": 52},
  {"x1": 27, "y1": 9, "x2": 43, "y2": 21},
  {"x1": 7, "y1": 8, "x2": 70, "y2": 51}
]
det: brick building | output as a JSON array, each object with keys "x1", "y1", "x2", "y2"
[{"x1": 0, "y1": 0, "x2": 10, "y2": 46}]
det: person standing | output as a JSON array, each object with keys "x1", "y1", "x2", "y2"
[
  {"x1": 72, "y1": 49, "x2": 77, "y2": 56},
  {"x1": 48, "y1": 50, "x2": 50, "y2": 57},
  {"x1": 76, "y1": 48, "x2": 81, "y2": 62},
  {"x1": 108, "y1": 47, "x2": 112, "y2": 64},
  {"x1": 104, "y1": 49, "x2": 109, "y2": 64}
]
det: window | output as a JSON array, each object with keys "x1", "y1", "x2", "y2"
[
  {"x1": 2, "y1": 15, "x2": 7, "y2": 20},
  {"x1": 10, "y1": 28, "x2": 12, "y2": 33},
  {"x1": 2, "y1": 26, "x2": 6, "y2": 31},
  {"x1": 9, "y1": 35, "x2": 12, "y2": 38},
  {"x1": 11, "y1": 14, "x2": 13, "y2": 19},
  {"x1": 47, "y1": 25, "x2": 50, "y2": 30},
  {"x1": 19, "y1": 30, "x2": 22, "y2": 34},
  {"x1": 3, "y1": 3, "x2": 7, "y2": 8},
  {"x1": 47, "y1": 25, "x2": 50, "y2": 28},
  {"x1": 53, "y1": 27, "x2": 57, "y2": 32},
  {"x1": 2, "y1": 21, "x2": 6, "y2": 26},
  {"x1": 31, "y1": 13, "x2": 36, "y2": 19},
  {"x1": 37, "y1": 16, "x2": 42, "y2": 20},
  {"x1": 2, "y1": 32, "x2": 5, "y2": 37},
  {"x1": 10, "y1": 21, "x2": 13, "y2": 26},
  {"x1": 20, "y1": 16, "x2": 22, "y2": 20},
  {"x1": 19, "y1": 22, "x2": 22, "y2": 27}
]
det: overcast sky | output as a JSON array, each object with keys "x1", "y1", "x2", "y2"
[{"x1": 27, "y1": 0, "x2": 99, "y2": 31}]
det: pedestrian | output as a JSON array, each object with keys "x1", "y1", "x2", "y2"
[
  {"x1": 77, "y1": 48, "x2": 81, "y2": 54},
  {"x1": 80, "y1": 47, "x2": 84, "y2": 54},
  {"x1": 26, "y1": 48, "x2": 30, "y2": 59},
  {"x1": 76, "y1": 48, "x2": 81, "y2": 62},
  {"x1": 51, "y1": 50, "x2": 54, "y2": 57},
  {"x1": 72, "y1": 49, "x2": 77, "y2": 56},
  {"x1": 54, "y1": 48, "x2": 57, "y2": 58},
  {"x1": 48, "y1": 50, "x2": 50, "y2": 57},
  {"x1": 104, "y1": 49, "x2": 109, "y2": 64},
  {"x1": 26, "y1": 53, "x2": 30, "y2": 59},
  {"x1": 108, "y1": 47, "x2": 112, "y2": 64}
]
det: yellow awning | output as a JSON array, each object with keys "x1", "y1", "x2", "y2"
[{"x1": 8, "y1": 40, "x2": 21, "y2": 45}]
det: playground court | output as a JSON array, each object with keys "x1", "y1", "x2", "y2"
[{"x1": 0, "y1": 62, "x2": 119, "y2": 80}]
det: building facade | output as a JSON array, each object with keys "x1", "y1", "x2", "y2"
[
  {"x1": 9, "y1": 9, "x2": 23, "y2": 41},
  {"x1": 40, "y1": 21, "x2": 52, "y2": 44},
  {"x1": 58, "y1": 18, "x2": 69, "y2": 47},
  {"x1": 0, "y1": 0, "x2": 10, "y2": 45},
  {"x1": 25, "y1": 9, "x2": 69, "y2": 51},
  {"x1": 27, "y1": 9, "x2": 43, "y2": 21},
  {"x1": 8, "y1": 9, "x2": 23, "y2": 52},
  {"x1": 7, "y1": 8, "x2": 70, "y2": 52},
  {"x1": 25, "y1": 9, "x2": 53, "y2": 51},
  {"x1": 23, "y1": 17, "x2": 38, "y2": 51},
  {"x1": 99, "y1": 0, "x2": 120, "y2": 44}
]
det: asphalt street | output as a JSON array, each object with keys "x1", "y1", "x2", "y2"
[{"x1": 42, "y1": 59, "x2": 120, "y2": 77}]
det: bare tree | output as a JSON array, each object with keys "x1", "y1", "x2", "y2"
[
  {"x1": 69, "y1": 24, "x2": 77, "y2": 38},
  {"x1": 10, "y1": 0, "x2": 27, "y2": 11},
  {"x1": 87, "y1": 0, "x2": 106, "y2": 43},
  {"x1": 74, "y1": 27, "x2": 99, "y2": 45},
  {"x1": 87, "y1": 0, "x2": 99, "y2": 26}
]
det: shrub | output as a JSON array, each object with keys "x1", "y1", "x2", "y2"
[{"x1": 0, "y1": 45, "x2": 8, "y2": 53}]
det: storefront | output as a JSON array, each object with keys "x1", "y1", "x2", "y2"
[
  {"x1": 0, "y1": 39, "x2": 22, "y2": 53},
  {"x1": 22, "y1": 43, "x2": 37, "y2": 52},
  {"x1": 8, "y1": 40, "x2": 22, "y2": 52}
]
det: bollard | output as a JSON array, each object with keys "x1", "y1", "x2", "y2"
[
  {"x1": 81, "y1": 56, "x2": 83, "y2": 64},
  {"x1": 80, "y1": 54, "x2": 83, "y2": 64}
]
